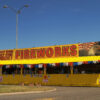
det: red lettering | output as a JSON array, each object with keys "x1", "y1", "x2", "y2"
[
  {"x1": 62, "y1": 46, "x2": 70, "y2": 56},
  {"x1": 0, "y1": 51, "x2": 5, "y2": 60},
  {"x1": 30, "y1": 49, "x2": 36, "y2": 58},
  {"x1": 37, "y1": 48, "x2": 45, "y2": 58},
  {"x1": 6, "y1": 50, "x2": 13, "y2": 60},
  {"x1": 70, "y1": 45, "x2": 77, "y2": 56},
  {"x1": 55, "y1": 47, "x2": 61, "y2": 57},
  {"x1": 15, "y1": 50, "x2": 20, "y2": 59},
  {"x1": 24, "y1": 49, "x2": 30, "y2": 59},
  {"x1": 46, "y1": 48, "x2": 54, "y2": 58},
  {"x1": 20, "y1": 50, "x2": 23, "y2": 59}
]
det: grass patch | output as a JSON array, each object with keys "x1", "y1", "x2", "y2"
[{"x1": 0, "y1": 85, "x2": 53, "y2": 93}]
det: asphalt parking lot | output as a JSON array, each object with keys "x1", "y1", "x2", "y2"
[{"x1": 0, "y1": 86, "x2": 100, "y2": 100}]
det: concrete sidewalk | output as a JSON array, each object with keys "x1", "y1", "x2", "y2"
[{"x1": 0, "y1": 88, "x2": 56, "y2": 96}]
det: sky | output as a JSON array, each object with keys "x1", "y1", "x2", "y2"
[{"x1": 0, "y1": 0, "x2": 100, "y2": 50}]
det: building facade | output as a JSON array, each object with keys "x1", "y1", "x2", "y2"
[{"x1": 0, "y1": 41, "x2": 100, "y2": 86}]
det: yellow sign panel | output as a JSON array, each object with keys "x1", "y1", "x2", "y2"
[{"x1": 0, "y1": 44, "x2": 79, "y2": 60}]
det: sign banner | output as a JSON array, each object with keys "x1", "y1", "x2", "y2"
[
  {"x1": 0, "y1": 44, "x2": 78, "y2": 60},
  {"x1": 1, "y1": 41, "x2": 100, "y2": 61}
]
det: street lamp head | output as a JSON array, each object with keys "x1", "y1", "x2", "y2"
[
  {"x1": 3, "y1": 5, "x2": 8, "y2": 8},
  {"x1": 3, "y1": 4, "x2": 29, "y2": 49},
  {"x1": 24, "y1": 5, "x2": 29, "y2": 8}
]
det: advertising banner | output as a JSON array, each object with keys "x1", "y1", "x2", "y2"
[
  {"x1": 0, "y1": 41, "x2": 100, "y2": 61},
  {"x1": 0, "y1": 44, "x2": 78, "y2": 60}
]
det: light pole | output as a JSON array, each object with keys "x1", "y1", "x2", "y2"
[{"x1": 3, "y1": 5, "x2": 29, "y2": 49}]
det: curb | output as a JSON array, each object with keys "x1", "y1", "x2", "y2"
[{"x1": 0, "y1": 88, "x2": 56, "y2": 96}]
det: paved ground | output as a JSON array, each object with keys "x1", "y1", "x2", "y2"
[{"x1": 0, "y1": 86, "x2": 100, "y2": 100}]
